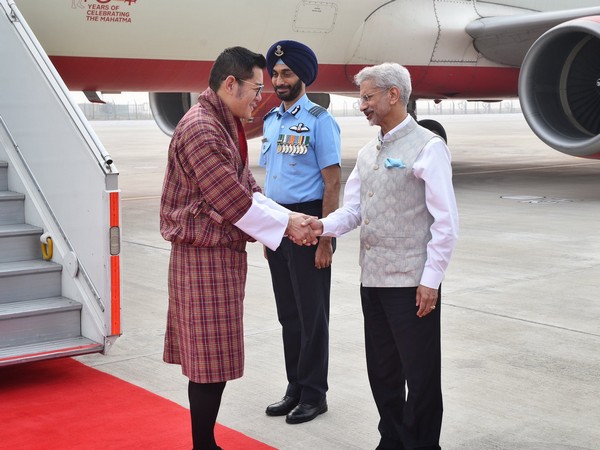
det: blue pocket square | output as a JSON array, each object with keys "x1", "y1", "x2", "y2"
[{"x1": 384, "y1": 158, "x2": 406, "y2": 168}]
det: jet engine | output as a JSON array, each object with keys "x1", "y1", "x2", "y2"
[
  {"x1": 149, "y1": 92, "x2": 331, "y2": 140},
  {"x1": 519, "y1": 17, "x2": 600, "y2": 159},
  {"x1": 149, "y1": 92, "x2": 198, "y2": 137}
]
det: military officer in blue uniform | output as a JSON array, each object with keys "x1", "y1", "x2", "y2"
[{"x1": 261, "y1": 40, "x2": 341, "y2": 425}]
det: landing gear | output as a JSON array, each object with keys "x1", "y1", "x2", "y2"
[
  {"x1": 417, "y1": 119, "x2": 447, "y2": 143},
  {"x1": 408, "y1": 99, "x2": 448, "y2": 143}
]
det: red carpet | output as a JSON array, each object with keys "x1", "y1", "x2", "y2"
[{"x1": 0, "y1": 357, "x2": 276, "y2": 450}]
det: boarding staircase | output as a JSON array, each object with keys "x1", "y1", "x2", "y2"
[
  {"x1": 0, "y1": 0, "x2": 120, "y2": 366},
  {"x1": 0, "y1": 160, "x2": 103, "y2": 363}
]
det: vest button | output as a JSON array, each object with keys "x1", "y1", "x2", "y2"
[
  {"x1": 364, "y1": 218, "x2": 370, "y2": 225},
  {"x1": 373, "y1": 164, "x2": 379, "y2": 170},
  {"x1": 368, "y1": 191, "x2": 374, "y2": 197},
  {"x1": 365, "y1": 244, "x2": 371, "y2": 250}
]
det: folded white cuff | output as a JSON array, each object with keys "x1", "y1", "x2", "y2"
[{"x1": 234, "y1": 192, "x2": 290, "y2": 251}]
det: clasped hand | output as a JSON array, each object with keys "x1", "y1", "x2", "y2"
[{"x1": 286, "y1": 213, "x2": 323, "y2": 246}]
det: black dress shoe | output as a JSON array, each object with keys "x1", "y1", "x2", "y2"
[
  {"x1": 375, "y1": 444, "x2": 405, "y2": 450},
  {"x1": 265, "y1": 396, "x2": 299, "y2": 416},
  {"x1": 285, "y1": 400, "x2": 328, "y2": 424},
  {"x1": 375, "y1": 437, "x2": 406, "y2": 450}
]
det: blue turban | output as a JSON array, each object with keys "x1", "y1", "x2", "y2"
[{"x1": 266, "y1": 40, "x2": 318, "y2": 86}]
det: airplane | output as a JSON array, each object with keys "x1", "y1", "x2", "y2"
[{"x1": 12, "y1": 0, "x2": 600, "y2": 159}]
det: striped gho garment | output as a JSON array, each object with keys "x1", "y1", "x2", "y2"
[{"x1": 160, "y1": 87, "x2": 261, "y2": 383}]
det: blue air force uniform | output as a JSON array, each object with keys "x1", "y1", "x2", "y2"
[
  {"x1": 260, "y1": 94, "x2": 341, "y2": 203},
  {"x1": 260, "y1": 93, "x2": 341, "y2": 405}
]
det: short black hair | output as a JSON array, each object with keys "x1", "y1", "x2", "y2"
[{"x1": 208, "y1": 46, "x2": 266, "y2": 92}]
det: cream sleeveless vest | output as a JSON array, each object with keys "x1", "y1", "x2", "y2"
[{"x1": 357, "y1": 117, "x2": 436, "y2": 287}]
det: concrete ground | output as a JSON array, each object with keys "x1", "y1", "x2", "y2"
[{"x1": 77, "y1": 113, "x2": 600, "y2": 450}]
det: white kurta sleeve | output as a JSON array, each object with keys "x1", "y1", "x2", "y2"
[
  {"x1": 234, "y1": 192, "x2": 290, "y2": 251},
  {"x1": 413, "y1": 138, "x2": 459, "y2": 288},
  {"x1": 321, "y1": 164, "x2": 362, "y2": 237}
]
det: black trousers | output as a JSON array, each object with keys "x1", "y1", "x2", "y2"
[
  {"x1": 266, "y1": 200, "x2": 331, "y2": 405},
  {"x1": 361, "y1": 285, "x2": 442, "y2": 450}
]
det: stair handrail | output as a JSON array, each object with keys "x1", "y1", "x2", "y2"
[
  {"x1": 2, "y1": 0, "x2": 115, "y2": 174},
  {"x1": 0, "y1": 112, "x2": 105, "y2": 313}
]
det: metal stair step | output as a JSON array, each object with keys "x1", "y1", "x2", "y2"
[
  {"x1": 0, "y1": 190, "x2": 25, "y2": 225},
  {"x1": 0, "y1": 190, "x2": 25, "y2": 200},
  {"x1": 0, "y1": 337, "x2": 104, "y2": 367},
  {"x1": 0, "y1": 223, "x2": 44, "y2": 262},
  {"x1": 0, "y1": 161, "x2": 7, "y2": 190},
  {"x1": 0, "y1": 259, "x2": 62, "y2": 277},
  {"x1": 0, "y1": 259, "x2": 62, "y2": 303},
  {"x1": 0, "y1": 296, "x2": 81, "y2": 320},
  {"x1": 0, "y1": 297, "x2": 83, "y2": 349},
  {"x1": 0, "y1": 223, "x2": 43, "y2": 236}
]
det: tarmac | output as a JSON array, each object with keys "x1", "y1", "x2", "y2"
[{"x1": 77, "y1": 113, "x2": 600, "y2": 450}]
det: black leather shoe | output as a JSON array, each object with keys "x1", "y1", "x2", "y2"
[
  {"x1": 375, "y1": 438, "x2": 406, "y2": 450},
  {"x1": 375, "y1": 444, "x2": 405, "y2": 450},
  {"x1": 285, "y1": 400, "x2": 328, "y2": 424},
  {"x1": 265, "y1": 396, "x2": 299, "y2": 416}
]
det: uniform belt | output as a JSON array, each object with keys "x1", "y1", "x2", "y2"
[
  {"x1": 279, "y1": 199, "x2": 322, "y2": 209},
  {"x1": 279, "y1": 199, "x2": 322, "y2": 216}
]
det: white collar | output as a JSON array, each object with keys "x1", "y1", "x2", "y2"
[{"x1": 379, "y1": 115, "x2": 411, "y2": 142}]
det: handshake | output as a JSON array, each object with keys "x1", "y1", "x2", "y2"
[{"x1": 285, "y1": 212, "x2": 324, "y2": 245}]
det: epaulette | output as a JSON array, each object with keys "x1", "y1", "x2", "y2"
[
  {"x1": 308, "y1": 105, "x2": 327, "y2": 118},
  {"x1": 263, "y1": 107, "x2": 279, "y2": 120}
]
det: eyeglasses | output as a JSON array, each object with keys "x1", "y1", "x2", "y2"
[
  {"x1": 359, "y1": 88, "x2": 389, "y2": 104},
  {"x1": 236, "y1": 77, "x2": 264, "y2": 98}
]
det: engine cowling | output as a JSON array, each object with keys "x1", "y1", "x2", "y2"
[
  {"x1": 149, "y1": 92, "x2": 198, "y2": 137},
  {"x1": 519, "y1": 16, "x2": 600, "y2": 159},
  {"x1": 149, "y1": 92, "x2": 331, "y2": 139}
]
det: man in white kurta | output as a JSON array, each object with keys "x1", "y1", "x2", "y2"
[{"x1": 305, "y1": 63, "x2": 458, "y2": 450}]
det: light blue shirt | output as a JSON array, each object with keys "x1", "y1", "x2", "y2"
[{"x1": 260, "y1": 94, "x2": 341, "y2": 204}]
